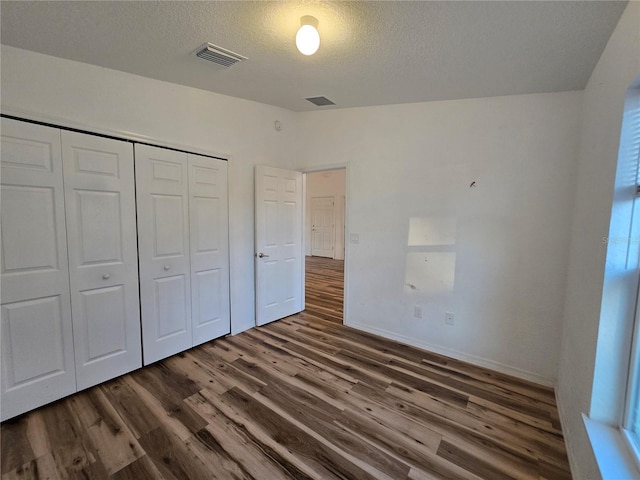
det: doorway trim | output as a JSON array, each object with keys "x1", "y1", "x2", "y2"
[{"x1": 302, "y1": 163, "x2": 349, "y2": 324}]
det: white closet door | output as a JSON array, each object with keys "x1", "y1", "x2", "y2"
[
  {"x1": 61, "y1": 131, "x2": 141, "y2": 389},
  {"x1": 188, "y1": 154, "x2": 230, "y2": 345},
  {"x1": 0, "y1": 119, "x2": 76, "y2": 421},
  {"x1": 135, "y1": 145, "x2": 191, "y2": 364}
]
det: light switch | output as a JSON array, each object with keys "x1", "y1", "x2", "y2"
[{"x1": 350, "y1": 233, "x2": 360, "y2": 244}]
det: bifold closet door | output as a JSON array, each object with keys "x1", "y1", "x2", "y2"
[
  {"x1": 0, "y1": 119, "x2": 76, "y2": 421},
  {"x1": 135, "y1": 145, "x2": 192, "y2": 364},
  {"x1": 188, "y1": 154, "x2": 230, "y2": 345},
  {"x1": 61, "y1": 131, "x2": 141, "y2": 390}
]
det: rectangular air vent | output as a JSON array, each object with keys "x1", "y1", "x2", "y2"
[
  {"x1": 306, "y1": 96, "x2": 336, "y2": 107},
  {"x1": 195, "y1": 43, "x2": 247, "y2": 67}
]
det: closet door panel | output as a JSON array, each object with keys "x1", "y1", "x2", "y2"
[
  {"x1": 62, "y1": 131, "x2": 141, "y2": 390},
  {"x1": 0, "y1": 119, "x2": 76, "y2": 421},
  {"x1": 1, "y1": 185, "x2": 59, "y2": 289},
  {"x1": 155, "y1": 274, "x2": 189, "y2": 337},
  {"x1": 135, "y1": 145, "x2": 191, "y2": 364},
  {"x1": 2, "y1": 297, "x2": 67, "y2": 384},
  {"x1": 79, "y1": 285, "x2": 127, "y2": 359},
  {"x1": 188, "y1": 155, "x2": 230, "y2": 345}
]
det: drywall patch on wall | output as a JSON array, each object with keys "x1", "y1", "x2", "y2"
[{"x1": 295, "y1": 90, "x2": 583, "y2": 383}]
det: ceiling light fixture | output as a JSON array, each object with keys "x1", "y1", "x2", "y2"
[{"x1": 296, "y1": 16, "x2": 320, "y2": 56}]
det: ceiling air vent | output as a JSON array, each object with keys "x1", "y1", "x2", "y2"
[
  {"x1": 306, "y1": 96, "x2": 336, "y2": 107},
  {"x1": 195, "y1": 43, "x2": 247, "y2": 67}
]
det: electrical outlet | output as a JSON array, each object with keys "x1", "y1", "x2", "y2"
[
  {"x1": 445, "y1": 312, "x2": 455, "y2": 326},
  {"x1": 413, "y1": 305, "x2": 422, "y2": 319}
]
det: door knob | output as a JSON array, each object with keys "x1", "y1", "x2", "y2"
[
  {"x1": 258, "y1": 253, "x2": 269, "y2": 258},
  {"x1": 164, "y1": 265, "x2": 171, "y2": 271},
  {"x1": 102, "y1": 273, "x2": 110, "y2": 280}
]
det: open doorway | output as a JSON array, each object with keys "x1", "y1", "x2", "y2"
[{"x1": 304, "y1": 169, "x2": 346, "y2": 324}]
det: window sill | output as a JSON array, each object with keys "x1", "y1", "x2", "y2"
[{"x1": 584, "y1": 414, "x2": 640, "y2": 479}]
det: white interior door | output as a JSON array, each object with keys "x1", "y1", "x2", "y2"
[
  {"x1": 62, "y1": 131, "x2": 141, "y2": 389},
  {"x1": 1, "y1": 118, "x2": 76, "y2": 420},
  {"x1": 135, "y1": 145, "x2": 192, "y2": 364},
  {"x1": 311, "y1": 196, "x2": 335, "y2": 258},
  {"x1": 255, "y1": 165, "x2": 304, "y2": 326},
  {"x1": 188, "y1": 153, "x2": 230, "y2": 345}
]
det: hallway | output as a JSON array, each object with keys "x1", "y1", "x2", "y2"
[{"x1": 304, "y1": 256, "x2": 344, "y2": 324}]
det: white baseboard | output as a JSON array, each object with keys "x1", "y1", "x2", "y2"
[
  {"x1": 344, "y1": 320, "x2": 555, "y2": 387},
  {"x1": 554, "y1": 389, "x2": 580, "y2": 479}
]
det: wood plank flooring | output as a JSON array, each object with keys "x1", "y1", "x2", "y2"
[
  {"x1": 1, "y1": 262, "x2": 572, "y2": 480},
  {"x1": 305, "y1": 255, "x2": 344, "y2": 324}
]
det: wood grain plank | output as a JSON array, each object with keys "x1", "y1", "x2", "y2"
[
  {"x1": 137, "y1": 427, "x2": 211, "y2": 480},
  {"x1": 0, "y1": 256, "x2": 571, "y2": 480},
  {"x1": 419, "y1": 354, "x2": 556, "y2": 405},
  {"x1": 185, "y1": 428, "x2": 256, "y2": 480},
  {"x1": 188, "y1": 342, "x2": 268, "y2": 394},
  {"x1": 336, "y1": 348, "x2": 470, "y2": 409},
  {"x1": 122, "y1": 376, "x2": 207, "y2": 442},
  {"x1": 38, "y1": 401, "x2": 107, "y2": 478},
  {"x1": 231, "y1": 358, "x2": 411, "y2": 479},
  {"x1": 221, "y1": 386, "x2": 388, "y2": 480},
  {"x1": 263, "y1": 324, "x2": 392, "y2": 389},
  {"x1": 110, "y1": 455, "x2": 166, "y2": 480},
  {"x1": 161, "y1": 353, "x2": 231, "y2": 396},
  {"x1": 0, "y1": 454, "x2": 61, "y2": 480},
  {"x1": 437, "y1": 440, "x2": 521, "y2": 480},
  {"x1": 305, "y1": 256, "x2": 344, "y2": 323},
  {"x1": 1, "y1": 416, "x2": 34, "y2": 473},
  {"x1": 186, "y1": 390, "x2": 318, "y2": 480},
  {"x1": 100, "y1": 378, "x2": 159, "y2": 439},
  {"x1": 382, "y1": 382, "x2": 547, "y2": 459},
  {"x1": 386, "y1": 359, "x2": 553, "y2": 419},
  {"x1": 68, "y1": 389, "x2": 144, "y2": 475},
  {"x1": 537, "y1": 456, "x2": 572, "y2": 480}
]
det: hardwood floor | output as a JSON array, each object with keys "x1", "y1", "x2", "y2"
[
  {"x1": 1, "y1": 268, "x2": 572, "y2": 480},
  {"x1": 305, "y1": 255, "x2": 344, "y2": 324}
]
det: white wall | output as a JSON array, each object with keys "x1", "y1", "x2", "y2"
[
  {"x1": 2, "y1": 45, "x2": 579, "y2": 385},
  {"x1": 557, "y1": 2, "x2": 640, "y2": 478},
  {"x1": 295, "y1": 91, "x2": 582, "y2": 384},
  {"x1": 0, "y1": 45, "x2": 299, "y2": 335},
  {"x1": 4, "y1": 17, "x2": 638, "y2": 475},
  {"x1": 305, "y1": 169, "x2": 346, "y2": 258}
]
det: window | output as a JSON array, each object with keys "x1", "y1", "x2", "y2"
[{"x1": 620, "y1": 87, "x2": 640, "y2": 468}]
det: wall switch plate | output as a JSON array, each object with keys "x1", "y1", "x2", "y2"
[
  {"x1": 413, "y1": 305, "x2": 422, "y2": 318},
  {"x1": 350, "y1": 233, "x2": 360, "y2": 244},
  {"x1": 445, "y1": 312, "x2": 455, "y2": 326}
]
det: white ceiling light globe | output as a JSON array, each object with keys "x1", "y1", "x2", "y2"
[{"x1": 296, "y1": 24, "x2": 320, "y2": 55}]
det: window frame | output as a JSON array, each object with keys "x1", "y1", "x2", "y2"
[
  {"x1": 620, "y1": 90, "x2": 640, "y2": 473},
  {"x1": 623, "y1": 290, "x2": 640, "y2": 473}
]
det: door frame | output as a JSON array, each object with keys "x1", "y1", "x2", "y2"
[{"x1": 302, "y1": 163, "x2": 350, "y2": 324}]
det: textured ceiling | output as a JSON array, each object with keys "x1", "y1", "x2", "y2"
[{"x1": 0, "y1": 1, "x2": 629, "y2": 112}]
